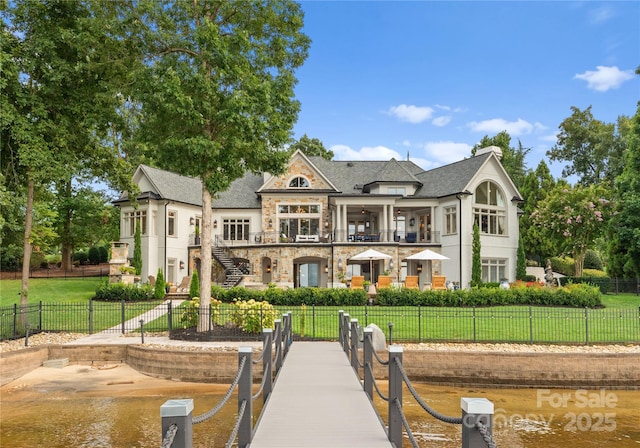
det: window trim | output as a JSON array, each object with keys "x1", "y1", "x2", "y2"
[
  {"x1": 443, "y1": 206, "x2": 457, "y2": 235},
  {"x1": 288, "y1": 176, "x2": 310, "y2": 189},
  {"x1": 167, "y1": 210, "x2": 177, "y2": 237}
]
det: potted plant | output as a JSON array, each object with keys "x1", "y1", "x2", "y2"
[
  {"x1": 363, "y1": 280, "x2": 371, "y2": 292},
  {"x1": 337, "y1": 271, "x2": 347, "y2": 283}
]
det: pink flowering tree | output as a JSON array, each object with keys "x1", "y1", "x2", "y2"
[{"x1": 530, "y1": 183, "x2": 612, "y2": 277}]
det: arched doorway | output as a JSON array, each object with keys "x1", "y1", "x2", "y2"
[{"x1": 262, "y1": 256, "x2": 272, "y2": 284}]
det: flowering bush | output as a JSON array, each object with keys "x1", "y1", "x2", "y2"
[
  {"x1": 230, "y1": 299, "x2": 278, "y2": 334},
  {"x1": 179, "y1": 297, "x2": 222, "y2": 328},
  {"x1": 530, "y1": 184, "x2": 612, "y2": 277}
]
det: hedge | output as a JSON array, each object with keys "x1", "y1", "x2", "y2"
[
  {"x1": 93, "y1": 281, "x2": 154, "y2": 302},
  {"x1": 210, "y1": 283, "x2": 602, "y2": 308}
]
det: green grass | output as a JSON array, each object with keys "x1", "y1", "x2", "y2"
[
  {"x1": 2, "y1": 279, "x2": 638, "y2": 343},
  {"x1": 0, "y1": 278, "x2": 103, "y2": 306}
]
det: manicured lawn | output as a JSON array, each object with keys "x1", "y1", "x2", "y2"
[
  {"x1": 601, "y1": 293, "x2": 640, "y2": 309},
  {"x1": 0, "y1": 278, "x2": 103, "y2": 306}
]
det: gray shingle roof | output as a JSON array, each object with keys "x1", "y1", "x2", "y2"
[
  {"x1": 413, "y1": 153, "x2": 492, "y2": 198},
  {"x1": 129, "y1": 152, "x2": 494, "y2": 208}
]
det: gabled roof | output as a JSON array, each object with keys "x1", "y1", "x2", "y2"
[
  {"x1": 306, "y1": 157, "x2": 424, "y2": 195},
  {"x1": 412, "y1": 153, "x2": 492, "y2": 198},
  {"x1": 366, "y1": 158, "x2": 422, "y2": 188}
]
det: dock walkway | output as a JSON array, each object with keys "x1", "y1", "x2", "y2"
[{"x1": 250, "y1": 341, "x2": 392, "y2": 448}]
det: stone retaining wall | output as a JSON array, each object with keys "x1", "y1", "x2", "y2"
[{"x1": 2, "y1": 345, "x2": 639, "y2": 389}]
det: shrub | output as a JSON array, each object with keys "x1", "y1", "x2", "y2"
[
  {"x1": 88, "y1": 247, "x2": 100, "y2": 265},
  {"x1": 179, "y1": 297, "x2": 222, "y2": 328},
  {"x1": 189, "y1": 270, "x2": 200, "y2": 298},
  {"x1": 154, "y1": 268, "x2": 166, "y2": 299},
  {"x1": 98, "y1": 246, "x2": 109, "y2": 263},
  {"x1": 93, "y1": 281, "x2": 154, "y2": 301},
  {"x1": 583, "y1": 250, "x2": 603, "y2": 270},
  {"x1": 73, "y1": 250, "x2": 88, "y2": 265},
  {"x1": 550, "y1": 256, "x2": 574, "y2": 276},
  {"x1": 230, "y1": 299, "x2": 278, "y2": 333}
]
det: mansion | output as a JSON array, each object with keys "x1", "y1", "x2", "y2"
[{"x1": 114, "y1": 147, "x2": 522, "y2": 290}]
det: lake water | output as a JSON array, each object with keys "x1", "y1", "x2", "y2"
[{"x1": 1, "y1": 366, "x2": 638, "y2": 447}]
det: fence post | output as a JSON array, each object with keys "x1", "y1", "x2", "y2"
[
  {"x1": 350, "y1": 319, "x2": 359, "y2": 371},
  {"x1": 121, "y1": 299, "x2": 126, "y2": 334},
  {"x1": 461, "y1": 397, "x2": 494, "y2": 448},
  {"x1": 167, "y1": 300, "x2": 173, "y2": 333},
  {"x1": 13, "y1": 303, "x2": 17, "y2": 339},
  {"x1": 262, "y1": 328, "x2": 273, "y2": 403},
  {"x1": 342, "y1": 313, "x2": 350, "y2": 354},
  {"x1": 338, "y1": 310, "x2": 344, "y2": 345},
  {"x1": 238, "y1": 347, "x2": 253, "y2": 448},
  {"x1": 274, "y1": 319, "x2": 283, "y2": 374},
  {"x1": 39, "y1": 300, "x2": 43, "y2": 332},
  {"x1": 473, "y1": 306, "x2": 477, "y2": 343},
  {"x1": 388, "y1": 345, "x2": 403, "y2": 448},
  {"x1": 585, "y1": 307, "x2": 589, "y2": 346},
  {"x1": 529, "y1": 305, "x2": 533, "y2": 345},
  {"x1": 363, "y1": 327, "x2": 373, "y2": 400},
  {"x1": 89, "y1": 299, "x2": 93, "y2": 335},
  {"x1": 160, "y1": 399, "x2": 194, "y2": 448}
]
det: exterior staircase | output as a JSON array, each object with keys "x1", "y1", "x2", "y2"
[{"x1": 212, "y1": 240, "x2": 244, "y2": 289}]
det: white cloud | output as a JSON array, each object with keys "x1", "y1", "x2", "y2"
[
  {"x1": 540, "y1": 133, "x2": 559, "y2": 143},
  {"x1": 588, "y1": 6, "x2": 615, "y2": 24},
  {"x1": 432, "y1": 116, "x2": 452, "y2": 127},
  {"x1": 467, "y1": 118, "x2": 534, "y2": 136},
  {"x1": 330, "y1": 144, "x2": 403, "y2": 161},
  {"x1": 574, "y1": 66, "x2": 634, "y2": 92},
  {"x1": 423, "y1": 141, "x2": 472, "y2": 165},
  {"x1": 388, "y1": 104, "x2": 434, "y2": 124}
]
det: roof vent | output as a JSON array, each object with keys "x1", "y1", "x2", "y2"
[
  {"x1": 347, "y1": 162, "x2": 354, "y2": 167},
  {"x1": 354, "y1": 184, "x2": 363, "y2": 190},
  {"x1": 475, "y1": 145, "x2": 502, "y2": 160}
]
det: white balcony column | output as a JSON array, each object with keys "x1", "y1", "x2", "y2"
[{"x1": 382, "y1": 205, "x2": 388, "y2": 242}]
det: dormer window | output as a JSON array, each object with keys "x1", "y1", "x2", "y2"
[{"x1": 289, "y1": 176, "x2": 310, "y2": 188}]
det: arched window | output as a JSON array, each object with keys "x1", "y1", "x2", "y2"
[
  {"x1": 473, "y1": 181, "x2": 506, "y2": 235},
  {"x1": 288, "y1": 176, "x2": 310, "y2": 188}
]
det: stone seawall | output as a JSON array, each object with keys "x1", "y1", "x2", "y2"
[{"x1": 2, "y1": 344, "x2": 639, "y2": 389}]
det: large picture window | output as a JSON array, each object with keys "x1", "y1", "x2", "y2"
[
  {"x1": 482, "y1": 258, "x2": 507, "y2": 283},
  {"x1": 473, "y1": 181, "x2": 506, "y2": 235},
  {"x1": 125, "y1": 210, "x2": 147, "y2": 236},
  {"x1": 278, "y1": 204, "x2": 321, "y2": 239},
  {"x1": 223, "y1": 218, "x2": 250, "y2": 241},
  {"x1": 444, "y1": 206, "x2": 457, "y2": 235}
]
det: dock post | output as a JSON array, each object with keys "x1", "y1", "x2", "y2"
[
  {"x1": 160, "y1": 399, "x2": 193, "y2": 448},
  {"x1": 461, "y1": 397, "x2": 494, "y2": 448},
  {"x1": 363, "y1": 327, "x2": 373, "y2": 399},
  {"x1": 238, "y1": 347, "x2": 253, "y2": 448},
  {"x1": 388, "y1": 345, "x2": 403, "y2": 447},
  {"x1": 350, "y1": 319, "x2": 359, "y2": 370},
  {"x1": 342, "y1": 313, "x2": 350, "y2": 353},
  {"x1": 262, "y1": 328, "x2": 273, "y2": 403},
  {"x1": 274, "y1": 319, "x2": 282, "y2": 373}
]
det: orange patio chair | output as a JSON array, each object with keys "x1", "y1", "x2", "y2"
[
  {"x1": 404, "y1": 276, "x2": 419, "y2": 290},
  {"x1": 432, "y1": 275, "x2": 447, "y2": 290},
  {"x1": 376, "y1": 275, "x2": 392, "y2": 289},
  {"x1": 350, "y1": 276, "x2": 365, "y2": 290}
]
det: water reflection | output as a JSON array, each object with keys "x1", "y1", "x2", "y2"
[{"x1": 1, "y1": 373, "x2": 638, "y2": 447}]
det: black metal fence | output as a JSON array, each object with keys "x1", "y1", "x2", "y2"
[{"x1": 2, "y1": 301, "x2": 638, "y2": 345}]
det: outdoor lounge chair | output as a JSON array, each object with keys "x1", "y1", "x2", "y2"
[
  {"x1": 376, "y1": 275, "x2": 392, "y2": 289},
  {"x1": 350, "y1": 276, "x2": 365, "y2": 290},
  {"x1": 404, "y1": 276, "x2": 419, "y2": 289},
  {"x1": 432, "y1": 275, "x2": 447, "y2": 290},
  {"x1": 176, "y1": 275, "x2": 191, "y2": 293}
]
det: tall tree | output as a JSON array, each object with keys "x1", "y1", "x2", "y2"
[
  {"x1": 607, "y1": 103, "x2": 640, "y2": 278},
  {"x1": 471, "y1": 131, "x2": 530, "y2": 189},
  {"x1": 547, "y1": 106, "x2": 626, "y2": 185},
  {"x1": 290, "y1": 134, "x2": 333, "y2": 160},
  {"x1": 471, "y1": 221, "x2": 481, "y2": 285},
  {"x1": 530, "y1": 183, "x2": 613, "y2": 277},
  {"x1": 132, "y1": 0, "x2": 310, "y2": 331},
  {"x1": 519, "y1": 161, "x2": 556, "y2": 263},
  {"x1": 2, "y1": 1, "x2": 139, "y2": 310}
]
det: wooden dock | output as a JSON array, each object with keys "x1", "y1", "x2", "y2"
[{"x1": 250, "y1": 342, "x2": 392, "y2": 448}]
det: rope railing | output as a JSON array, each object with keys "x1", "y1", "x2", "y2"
[
  {"x1": 339, "y1": 312, "x2": 497, "y2": 448},
  {"x1": 160, "y1": 423, "x2": 177, "y2": 448},
  {"x1": 160, "y1": 312, "x2": 292, "y2": 448}
]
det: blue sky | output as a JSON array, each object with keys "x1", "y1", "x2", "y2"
[{"x1": 291, "y1": 1, "x2": 639, "y2": 180}]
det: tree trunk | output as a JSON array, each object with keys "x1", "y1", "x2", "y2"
[
  {"x1": 198, "y1": 184, "x2": 213, "y2": 332},
  {"x1": 20, "y1": 178, "x2": 35, "y2": 320},
  {"x1": 574, "y1": 250, "x2": 585, "y2": 278},
  {"x1": 60, "y1": 180, "x2": 73, "y2": 271}
]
